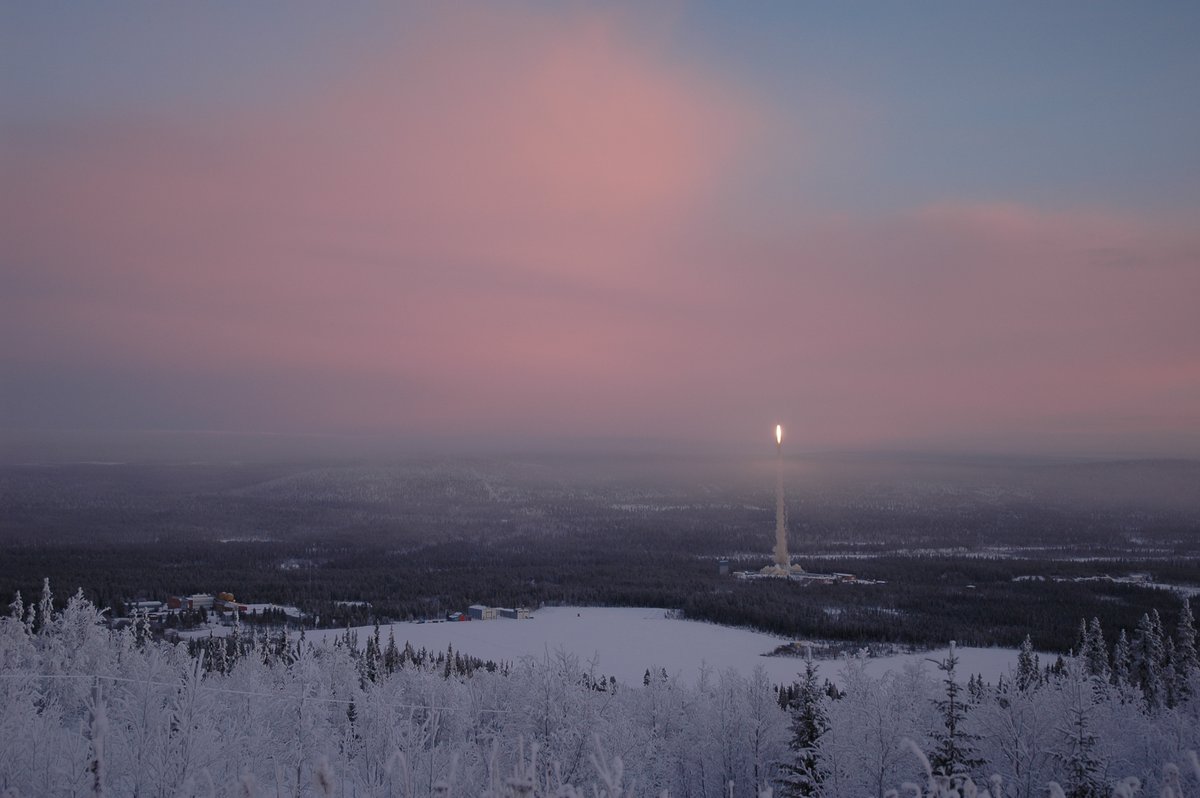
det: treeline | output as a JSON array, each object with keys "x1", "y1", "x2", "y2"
[
  {"x1": 3, "y1": 458, "x2": 1199, "y2": 653},
  {"x1": 181, "y1": 619, "x2": 509, "y2": 681},
  {"x1": 3, "y1": 531, "x2": 1196, "y2": 653},
  {"x1": 679, "y1": 564, "x2": 1192, "y2": 652}
]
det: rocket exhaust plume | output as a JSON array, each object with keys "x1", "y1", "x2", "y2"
[{"x1": 773, "y1": 424, "x2": 790, "y2": 569}]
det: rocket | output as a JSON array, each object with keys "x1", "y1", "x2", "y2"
[{"x1": 773, "y1": 423, "x2": 788, "y2": 568}]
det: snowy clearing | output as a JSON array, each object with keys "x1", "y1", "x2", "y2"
[{"x1": 306, "y1": 606, "x2": 1020, "y2": 688}]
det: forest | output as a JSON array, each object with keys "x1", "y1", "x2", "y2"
[
  {"x1": 1, "y1": 583, "x2": 1197, "y2": 797},
  {"x1": 2, "y1": 458, "x2": 1199, "y2": 653}
]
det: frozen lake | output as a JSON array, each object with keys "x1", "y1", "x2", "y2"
[{"x1": 306, "y1": 606, "x2": 1022, "y2": 688}]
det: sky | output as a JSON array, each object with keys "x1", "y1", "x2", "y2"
[{"x1": 3, "y1": 2, "x2": 1199, "y2": 458}]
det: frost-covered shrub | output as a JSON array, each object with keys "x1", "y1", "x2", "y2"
[{"x1": 1, "y1": 589, "x2": 1197, "y2": 797}]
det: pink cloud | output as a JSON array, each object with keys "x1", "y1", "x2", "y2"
[
  {"x1": 664, "y1": 202, "x2": 1200, "y2": 452},
  {"x1": 2, "y1": 6, "x2": 758, "y2": 437},
  {"x1": 3, "y1": 7, "x2": 1199, "y2": 455}
]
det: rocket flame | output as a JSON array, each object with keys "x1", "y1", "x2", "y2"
[{"x1": 776, "y1": 424, "x2": 782, "y2": 445}]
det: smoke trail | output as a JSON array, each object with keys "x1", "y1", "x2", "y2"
[{"x1": 773, "y1": 427, "x2": 790, "y2": 568}]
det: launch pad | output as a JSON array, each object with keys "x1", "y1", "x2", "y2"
[
  {"x1": 734, "y1": 568, "x2": 857, "y2": 584},
  {"x1": 725, "y1": 424, "x2": 856, "y2": 584},
  {"x1": 758, "y1": 562, "x2": 809, "y2": 578}
]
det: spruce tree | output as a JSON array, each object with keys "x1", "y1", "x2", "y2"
[
  {"x1": 1151, "y1": 609, "x2": 1166, "y2": 647},
  {"x1": 968, "y1": 674, "x2": 986, "y2": 703},
  {"x1": 363, "y1": 636, "x2": 380, "y2": 684},
  {"x1": 1175, "y1": 599, "x2": 1197, "y2": 698},
  {"x1": 1162, "y1": 638, "x2": 1178, "y2": 708},
  {"x1": 1084, "y1": 618, "x2": 1109, "y2": 682},
  {"x1": 776, "y1": 683, "x2": 792, "y2": 710},
  {"x1": 1075, "y1": 618, "x2": 1089, "y2": 658},
  {"x1": 929, "y1": 642, "x2": 983, "y2": 779},
  {"x1": 37, "y1": 577, "x2": 54, "y2": 634},
  {"x1": 1057, "y1": 662, "x2": 1105, "y2": 798},
  {"x1": 779, "y1": 649, "x2": 828, "y2": 797},
  {"x1": 1112, "y1": 629, "x2": 1132, "y2": 688},
  {"x1": 1132, "y1": 612, "x2": 1165, "y2": 709},
  {"x1": 384, "y1": 628, "x2": 400, "y2": 674},
  {"x1": 212, "y1": 635, "x2": 228, "y2": 674},
  {"x1": 1016, "y1": 634, "x2": 1040, "y2": 692}
]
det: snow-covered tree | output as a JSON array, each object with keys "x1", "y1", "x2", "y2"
[
  {"x1": 1053, "y1": 660, "x2": 1106, "y2": 798},
  {"x1": 1082, "y1": 618, "x2": 1109, "y2": 682},
  {"x1": 929, "y1": 642, "x2": 983, "y2": 780},
  {"x1": 976, "y1": 673, "x2": 1057, "y2": 798},
  {"x1": 1016, "y1": 635, "x2": 1040, "y2": 692},
  {"x1": 1175, "y1": 599, "x2": 1197, "y2": 700},
  {"x1": 1133, "y1": 612, "x2": 1166, "y2": 710},
  {"x1": 779, "y1": 649, "x2": 828, "y2": 797},
  {"x1": 1112, "y1": 629, "x2": 1133, "y2": 689},
  {"x1": 1163, "y1": 638, "x2": 1180, "y2": 708},
  {"x1": 8, "y1": 590, "x2": 23, "y2": 623},
  {"x1": 37, "y1": 577, "x2": 55, "y2": 635},
  {"x1": 1, "y1": 586, "x2": 1197, "y2": 797},
  {"x1": 817, "y1": 655, "x2": 931, "y2": 798}
]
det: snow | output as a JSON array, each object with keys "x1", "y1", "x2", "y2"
[
  {"x1": 7, "y1": 589, "x2": 1195, "y2": 797},
  {"x1": 1144, "y1": 581, "x2": 1200, "y2": 597},
  {"x1": 308, "y1": 606, "x2": 1021, "y2": 688},
  {"x1": 1013, "y1": 573, "x2": 1200, "y2": 597}
]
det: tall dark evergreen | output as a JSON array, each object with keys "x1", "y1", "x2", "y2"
[
  {"x1": 1016, "y1": 635, "x2": 1040, "y2": 692},
  {"x1": 1057, "y1": 663, "x2": 1105, "y2": 798},
  {"x1": 779, "y1": 650, "x2": 828, "y2": 797},
  {"x1": 1162, "y1": 638, "x2": 1179, "y2": 708},
  {"x1": 967, "y1": 674, "x2": 986, "y2": 703},
  {"x1": 1132, "y1": 612, "x2": 1165, "y2": 709},
  {"x1": 37, "y1": 578, "x2": 54, "y2": 635},
  {"x1": 384, "y1": 628, "x2": 400, "y2": 674},
  {"x1": 1175, "y1": 598, "x2": 1197, "y2": 700},
  {"x1": 929, "y1": 642, "x2": 983, "y2": 779},
  {"x1": 361, "y1": 631, "x2": 380, "y2": 685},
  {"x1": 1083, "y1": 617, "x2": 1109, "y2": 682},
  {"x1": 1111, "y1": 629, "x2": 1132, "y2": 688}
]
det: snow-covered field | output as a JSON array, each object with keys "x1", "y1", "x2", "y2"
[{"x1": 307, "y1": 606, "x2": 1020, "y2": 688}]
